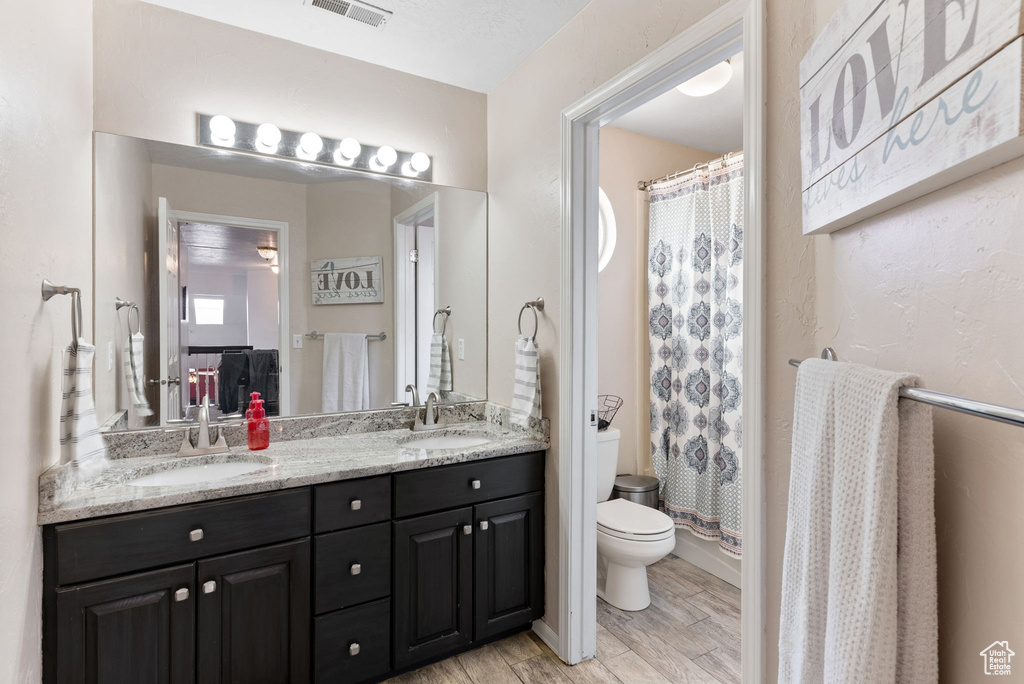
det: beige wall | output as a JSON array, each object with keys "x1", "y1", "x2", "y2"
[
  {"x1": 598, "y1": 126, "x2": 718, "y2": 475},
  {"x1": 92, "y1": 0, "x2": 488, "y2": 192},
  {"x1": 0, "y1": 1, "x2": 94, "y2": 681},
  {"x1": 93, "y1": 133, "x2": 154, "y2": 427}
]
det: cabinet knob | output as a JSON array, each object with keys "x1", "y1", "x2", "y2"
[
  {"x1": 174, "y1": 588, "x2": 189, "y2": 602},
  {"x1": 350, "y1": 499, "x2": 362, "y2": 511},
  {"x1": 479, "y1": 520, "x2": 489, "y2": 531},
  {"x1": 203, "y1": 581, "x2": 217, "y2": 594},
  {"x1": 470, "y1": 479, "x2": 481, "y2": 490},
  {"x1": 189, "y1": 528, "x2": 204, "y2": 542},
  {"x1": 463, "y1": 525, "x2": 472, "y2": 535},
  {"x1": 350, "y1": 563, "x2": 361, "y2": 576},
  {"x1": 349, "y1": 643, "x2": 361, "y2": 657}
]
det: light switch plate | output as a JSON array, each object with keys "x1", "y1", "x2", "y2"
[
  {"x1": 458, "y1": 339, "x2": 465, "y2": 360},
  {"x1": 107, "y1": 341, "x2": 115, "y2": 371},
  {"x1": 292, "y1": 334, "x2": 303, "y2": 349}
]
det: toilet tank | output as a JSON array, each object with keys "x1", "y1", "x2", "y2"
[{"x1": 596, "y1": 427, "x2": 621, "y2": 502}]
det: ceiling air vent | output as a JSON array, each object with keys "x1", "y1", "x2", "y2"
[{"x1": 306, "y1": 0, "x2": 392, "y2": 29}]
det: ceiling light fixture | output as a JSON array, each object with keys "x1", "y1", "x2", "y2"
[
  {"x1": 257, "y1": 246, "x2": 278, "y2": 260},
  {"x1": 676, "y1": 60, "x2": 733, "y2": 97},
  {"x1": 209, "y1": 115, "x2": 236, "y2": 145},
  {"x1": 256, "y1": 123, "x2": 282, "y2": 152},
  {"x1": 270, "y1": 253, "x2": 280, "y2": 274}
]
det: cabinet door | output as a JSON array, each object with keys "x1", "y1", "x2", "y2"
[
  {"x1": 392, "y1": 507, "x2": 473, "y2": 669},
  {"x1": 474, "y1": 493, "x2": 544, "y2": 639},
  {"x1": 197, "y1": 539, "x2": 310, "y2": 684},
  {"x1": 55, "y1": 564, "x2": 195, "y2": 684}
]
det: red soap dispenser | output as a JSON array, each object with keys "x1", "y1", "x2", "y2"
[{"x1": 247, "y1": 392, "x2": 270, "y2": 451}]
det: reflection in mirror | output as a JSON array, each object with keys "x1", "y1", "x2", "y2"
[{"x1": 93, "y1": 133, "x2": 487, "y2": 431}]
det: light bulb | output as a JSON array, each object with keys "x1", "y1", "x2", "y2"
[
  {"x1": 338, "y1": 137, "x2": 361, "y2": 160},
  {"x1": 209, "y1": 115, "x2": 236, "y2": 144},
  {"x1": 299, "y1": 132, "x2": 324, "y2": 158},
  {"x1": 374, "y1": 145, "x2": 397, "y2": 168},
  {"x1": 401, "y1": 162, "x2": 417, "y2": 177},
  {"x1": 256, "y1": 123, "x2": 281, "y2": 151},
  {"x1": 676, "y1": 60, "x2": 733, "y2": 97},
  {"x1": 410, "y1": 152, "x2": 430, "y2": 172}
]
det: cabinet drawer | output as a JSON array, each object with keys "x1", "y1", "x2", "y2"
[
  {"x1": 314, "y1": 476, "x2": 391, "y2": 533},
  {"x1": 314, "y1": 598, "x2": 390, "y2": 684},
  {"x1": 54, "y1": 489, "x2": 311, "y2": 585},
  {"x1": 314, "y1": 522, "x2": 391, "y2": 614},
  {"x1": 393, "y1": 452, "x2": 544, "y2": 518}
]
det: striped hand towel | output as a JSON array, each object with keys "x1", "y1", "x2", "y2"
[
  {"x1": 510, "y1": 335, "x2": 542, "y2": 428},
  {"x1": 61, "y1": 341, "x2": 110, "y2": 480},
  {"x1": 427, "y1": 333, "x2": 453, "y2": 392},
  {"x1": 123, "y1": 332, "x2": 154, "y2": 418}
]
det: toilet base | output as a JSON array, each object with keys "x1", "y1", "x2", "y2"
[{"x1": 597, "y1": 561, "x2": 652, "y2": 611}]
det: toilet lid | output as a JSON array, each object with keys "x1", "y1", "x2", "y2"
[{"x1": 597, "y1": 498, "x2": 674, "y2": 536}]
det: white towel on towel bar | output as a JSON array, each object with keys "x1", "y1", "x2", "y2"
[
  {"x1": 60, "y1": 340, "x2": 110, "y2": 480},
  {"x1": 427, "y1": 333, "x2": 453, "y2": 393},
  {"x1": 322, "y1": 333, "x2": 369, "y2": 413},
  {"x1": 510, "y1": 335, "x2": 542, "y2": 429},
  {"x1": 123, "y1": 332, "x2": 153, "y2": 418},
  {"x1": 778, "y1": 358, "x2": 937, "y2": 684}
]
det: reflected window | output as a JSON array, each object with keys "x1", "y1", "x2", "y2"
[{"x1": 193, "y1": 296, "x2": 225, "y2": 325}]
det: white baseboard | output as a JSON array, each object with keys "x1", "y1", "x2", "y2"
[
  {"x1": 671, "y1": 529, "x2": 742, "y2": 588},
  {"x1": 531, "y1": 618, "x2": 561, "y2": 659}
]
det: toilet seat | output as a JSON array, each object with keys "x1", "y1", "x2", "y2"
[{"x1": 597, "y1": 499, "x2": 674, "y2": 542}]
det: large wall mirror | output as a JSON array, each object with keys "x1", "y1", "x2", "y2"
[{"x1": 93, "y1": 132, "x2": 487, "y2": 431}]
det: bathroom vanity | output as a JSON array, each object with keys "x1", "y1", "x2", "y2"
[{"x1": 39, "y1": 414, "x2": 546, "y2": 684}]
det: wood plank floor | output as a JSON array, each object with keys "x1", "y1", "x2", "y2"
[{"x1": 384, "y1": 556, "x2": 741, "y2": 684}]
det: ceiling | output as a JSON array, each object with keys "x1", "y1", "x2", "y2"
[
  {"x1": 181, "y1": 222, "x2": 279, "y2": 270},
  {"x1": 610, "y1": 52, "x2": 744, "y2": 155},
  {"x1": 140, "y1": 0, "x2": 592, "y2": 93}
]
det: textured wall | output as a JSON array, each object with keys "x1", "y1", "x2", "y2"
[
  {"x1": 0, "y1": 1, "x2": 94, "y2": 681},
  {"x1": 92, "y1": 0, "x2": 488, "y2": 191}
]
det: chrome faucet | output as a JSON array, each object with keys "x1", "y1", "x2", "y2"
[
  {"x1": 412, "y1": 392, "x2": 448, "y2": 432},
  {"x1": 177, "y1": 394, "x2": 230, "y2": 456},
  {"x1": 405, "y1": 384, "x2": 420, "y2": 407}
]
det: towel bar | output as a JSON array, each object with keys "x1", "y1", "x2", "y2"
[
  {"x1": 306, "y1": 331, "x2": 386, "y2": 341},
  {"x1": 789, "y1": 349, "x2": 1024, "y2": 428}
]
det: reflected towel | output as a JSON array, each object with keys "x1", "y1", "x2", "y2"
[
  {"x1": 510, "y1": 335, "x2": 541, "y2": 429},
  {"x1": 778, "y1": 359, "x2": 937, "y2": 684},
  {"x1": 61, "y1": 341, "x2": 110, "y2": 480},
  {"x1": 322, "y1": 333, "x2": 369, "y2": 412},
  {"x1": 427, "y1": 333, "x2": 453, "y2": 392},
  {"x1": 122, "y1": 332, "x2": 153, "y2": 418}
]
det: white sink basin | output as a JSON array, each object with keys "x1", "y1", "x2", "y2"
[
  {"x1": 128, "y1": 462, "x2": 269, "y2": 487},
  {"x1": 403, "y1": 434, "x2": 491, "y2": 450}
]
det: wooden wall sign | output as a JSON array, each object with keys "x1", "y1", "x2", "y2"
[
  {"x1": 800, "y1": 0, "x2": 1024, "y2": 234},
  {"x1": 311, "y1": 256, "x2": 384, "y2": 305}
]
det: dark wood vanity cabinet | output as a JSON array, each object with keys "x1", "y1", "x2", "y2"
[{"x1": 44, "y1": 451, "x2": 545, "y2": 684}]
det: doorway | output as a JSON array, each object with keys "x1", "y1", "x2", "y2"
[
  {"x1": 393, "y1": 193, "x2": 439, "y2": 402},
  {"x1": 556, "y1": 0, "x2": 765, "y2": 681}
]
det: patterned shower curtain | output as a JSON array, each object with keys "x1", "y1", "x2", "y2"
[{"x1": 648, "y1": 153, "x2": 743, "y2": 559}]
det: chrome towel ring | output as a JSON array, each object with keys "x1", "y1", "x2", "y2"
[
  {"x1": 116, "y1": 297, "x2": 142, "y2": 335},
  {"x1": 433, "y1": 306, "x2": 451, "y2": 335},
  {"x1": 518, "y1": 297, "x2": 545, "y2": 340}
]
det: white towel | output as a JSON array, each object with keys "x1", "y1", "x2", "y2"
[
  {"x1": 510, "y1": 335, "x2": 542, "y2": 428},
  {"x1": 778, "y1": 359, "x2": 937, "y2": 684},
  {"x1": 122, "y1": 332, "x2": 154, "y2": 418},
  {"x1": 60, "y1": 340, "x2": 110, "y2": 480},
  {"x1": 322, "y1": 333, "x2": 369, "y2": 413},
  {"x1": 426, "y1": 333, "x2": 453, "y2": 393}
]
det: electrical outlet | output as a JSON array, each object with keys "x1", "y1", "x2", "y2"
[
  {"x1": 292, "y1": 334, "x2": 303, "y2": 349},
  {"x1": 107, "y1": 341, "x2": 115, "y2": 371},
  {"x1": 458, "y1": 338, "x2": 465, "y2": 360}
]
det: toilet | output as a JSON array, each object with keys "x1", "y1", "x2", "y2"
[{"x1": 596, "y1": 427, "x2": 676, "y2": 611}]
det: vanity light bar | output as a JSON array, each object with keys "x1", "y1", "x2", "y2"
[{"x1": 196, "y1": 114, "x2": 433, "y2": 182}]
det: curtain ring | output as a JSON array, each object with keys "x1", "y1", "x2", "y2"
[{"x1": 518, "y1": 303, "x2": 539, "y2": 340}]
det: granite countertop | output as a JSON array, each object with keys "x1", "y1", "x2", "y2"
[{"x1": 38, "y1": 420, "x2": 548, "y2": 525}]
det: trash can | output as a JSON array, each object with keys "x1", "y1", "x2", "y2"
[{"x1": 611, "y1": 475, "x2": 660, "y2": 509}]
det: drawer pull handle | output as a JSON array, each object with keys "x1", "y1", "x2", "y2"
[
  {"x1": 350, "y1": 563, "x2": 361, "y2": 576},
  {"x1": 203, "y1": 581, "x2": 217, "y2": 594},
  {"x1": 189, "y1": 529, "x2": 204, "y2": 542},
  {"x1": 463, "y1": 525, "x2": 472, "y2": 535},
  {"x1": 349, "y1": 643, "x2": 361, "y2": 656},
  {"x1": 350, "y1": 499, "x2": 362, "y2": 511},
  {"x1": 174, "y1": 588, "x2": 189, "y2": 602},
  {"x1": 470, "y1": 479, "x2": 481, "y2": 489},
  {"x1": 479, "y1": 520, "x2": 489, "y2": 531}
]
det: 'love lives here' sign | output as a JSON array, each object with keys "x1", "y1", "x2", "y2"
[
  {"x1": 800, "y1": 0, "x2": 1024, "y2": 234},
  {"x1": 311, "y1": 257, "x2": 384, "y2": 305}
]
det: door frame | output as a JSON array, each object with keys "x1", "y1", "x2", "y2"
[
  {"x1": 169, "y1": 208, "x2": 291, "y2": 417},
  {"x1": 555, "y1": 0, "x2": 766, "y2": 680}
]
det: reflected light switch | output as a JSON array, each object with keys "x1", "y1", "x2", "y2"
[
  {"x1": 458, "y1": 339, "x2": 465, "y2": 360},
  {"x1": 292, "y1": 334, "x2": 303, "y2": 349}
]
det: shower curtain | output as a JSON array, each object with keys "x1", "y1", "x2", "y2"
[{"x1": 648, "y1": 153, "x2": 743, "y2": 558}]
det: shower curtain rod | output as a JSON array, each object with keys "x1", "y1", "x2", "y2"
[{"x1": 638, "y1": 148, "x2": 743, "y2": 191}]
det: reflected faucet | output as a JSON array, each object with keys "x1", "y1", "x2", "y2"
[
  {"x1": 177, "y1": 394, "x2": 230, "y2": 456},
  {"x1": 412, "y1": 392, "x2": 448, "y2": 432},
  {"x1": 405, "y1": 384, "x2": 420, "y2": 407}
]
